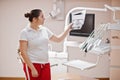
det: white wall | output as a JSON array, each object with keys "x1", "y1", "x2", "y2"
[
  {"x1": 0, "y1": 0, "x2": 112, "y2": 77},
  {"x1": 0, "y1": 0, "x2": 61, "y2": 77}
]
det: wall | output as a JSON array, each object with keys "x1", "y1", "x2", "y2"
[
  {"x1": 0, "y1": 0, "x2": 112, "y2": 77},
  {"x1": 111, "y1": 0, "x2": 120, "y2": 21},
  {"x1": 111, "y1": 0, "x2": 120, "y2": 6},
  {"x1": 0, "y1": 0, "x2": 63, "y2": 77}
]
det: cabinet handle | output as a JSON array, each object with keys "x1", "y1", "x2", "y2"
[{"x1": 112, "y1": 36, "x2": 119, "y2": 39}]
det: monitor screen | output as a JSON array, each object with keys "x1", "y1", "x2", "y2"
[{"x1": 69, "y1": 14, "x2": 95, "y2": 37}]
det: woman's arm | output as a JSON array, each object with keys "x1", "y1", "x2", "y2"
[
  {"x1": 50, "y1": 23, "x2": 73, "y2": 43},
  {"x1": 19, "y1": 40, "x2": 38, "y2": 77}
]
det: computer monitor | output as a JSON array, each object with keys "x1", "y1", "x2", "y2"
[{"x1": 69, "y1": 14, "x2": 95, "y2": 37}]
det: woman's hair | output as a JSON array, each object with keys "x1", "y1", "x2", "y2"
[{"x1": 24, "y1": 9, "x2": 42, "y2": 22}]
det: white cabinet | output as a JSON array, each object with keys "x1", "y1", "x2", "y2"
[{"x1": 110, "y1": 30, "x2": 120, "y2": 80}]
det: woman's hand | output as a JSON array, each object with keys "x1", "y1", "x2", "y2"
[
  {"x1": 31, "y1": 68, "x2": 39, "y2": 77},
  {"x1": 49, "y1": 23, "x2": 73, "y2": 43},
  {"x1": 67, "y1": 23, "x2": 73, "y2": 31}
]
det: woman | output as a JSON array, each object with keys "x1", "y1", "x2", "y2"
[{"x1": 19, "y1": 9, "x2": 72, "y2": 80}]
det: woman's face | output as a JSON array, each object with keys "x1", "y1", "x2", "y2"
[{"x1": 35, "y1": 12, "x2": 45, "y2": 25}]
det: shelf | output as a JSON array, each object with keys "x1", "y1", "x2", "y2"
[
  {"x1": 65, "y1": 41, "x2": 110, "y2": 55},
  {"x1": 90, "y1": 43, "x2": 110, "y2": 55},
  {"x1": 64, "y1": 41, "x2": 82, "y2": 47},
  {"x1": 111, "y1": 46, "x2": 120, "y2": 49},
  {"x1": 63, "y1": 60, "x2": 96, "y2": 70},
  {"x1": 108, "y1": 24, "x2": 120, "y2": 30}
]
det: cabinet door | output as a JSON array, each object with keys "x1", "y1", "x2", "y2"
[
  {"x1": 110, "y1": 68, "x2": 120, "y2": 80},
  {"x1": 110, "y1": 49, "x2": 120, "y2": 66},
  {"x1": 110, "y1": 30, "x2": 120, "y2": 80}
]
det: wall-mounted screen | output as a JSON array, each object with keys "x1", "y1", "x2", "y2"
[{"x1": 69, "y1": 13, "x2": 95, "y2": 37}]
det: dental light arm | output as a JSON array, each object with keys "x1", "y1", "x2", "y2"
[{"x1": 104, "y1": 4, "x2": 120, "y2": 23}]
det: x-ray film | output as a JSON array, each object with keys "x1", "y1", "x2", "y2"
[{"x1": 71, "y1": 10, "x2": 86, "y2": 29}]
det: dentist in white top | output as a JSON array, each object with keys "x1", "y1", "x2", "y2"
[{"x1": 19, "y1": 9, "x2": 72, "y2": 80}]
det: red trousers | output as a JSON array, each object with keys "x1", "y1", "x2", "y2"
[{"x1": 23, "y1": 63, "x2": 51, "y2": 80}]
